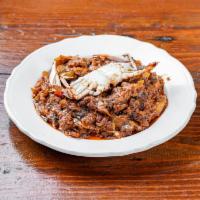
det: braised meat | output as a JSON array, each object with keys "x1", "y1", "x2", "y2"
[{"x1": 32, "y1": 55, "x2": 167, "y2": 139}]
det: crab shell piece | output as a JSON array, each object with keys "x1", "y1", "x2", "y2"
[
  {"x1": 49, "y1": 62, "x2": 76, "y2": 99},
  {"x1": 70, "y1": 62, "x2": 155, "y2": 100},
  {"x1": 49, "y1": 62, "x2": 61, "y2": 86},
  {"x1": 49, "y1": 54, "x2": 157, "y2": 100}
]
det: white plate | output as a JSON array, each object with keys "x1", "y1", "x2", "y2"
[{"x1": 4, "y1": 35, "x2": 197, "y2": 157}]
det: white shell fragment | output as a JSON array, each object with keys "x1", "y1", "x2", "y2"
[{"x1": 49, "y1": 62, "x2": 61, "y2": 86}]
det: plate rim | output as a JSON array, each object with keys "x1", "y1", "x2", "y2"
[{"x1": 4, "y1": 35, "x2": 197, "y2": 157}]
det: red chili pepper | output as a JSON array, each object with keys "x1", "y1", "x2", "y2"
[{"x1": 54, "y1": 90, "x2": 63, "y2": 97}]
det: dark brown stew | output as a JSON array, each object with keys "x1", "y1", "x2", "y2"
[{"x1": 32, "y1": 55, "x2": 167, "y2": 139}]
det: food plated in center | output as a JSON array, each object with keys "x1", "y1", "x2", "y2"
[
  {"x1": 32, "y1": 54, "x2": 167, "y2": 139},
  {"x1": 5, "y1": 35, "x2": 196, "y2": 156}
]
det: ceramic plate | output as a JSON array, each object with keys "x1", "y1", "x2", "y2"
[{"x1": 4, "y1": 35, "x2": 197, "y2": 157}]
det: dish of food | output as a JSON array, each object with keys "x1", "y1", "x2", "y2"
[
  {"x1": 4, "y1": 35, "x2": 196, "y2": 157},
  {"x1": 32, "y1": 54, "x2": 167, "y2": 139}
]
